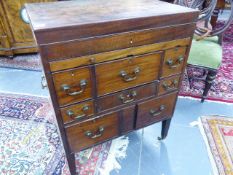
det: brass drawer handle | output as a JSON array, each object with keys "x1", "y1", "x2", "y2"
[
  {"x1": 166, "y1": 56, "x2": 184, "y2": 69},
  {"x1": 150, "y1": 105, "x2": 166, "y2": 117},
  {"x1": 85, "y1": 126, "x2": 104, "y2": 139},
  {"x1": 61, "y1": 79, "x2": 87, "y2": 96},
  {"x1": 66, "y1": 105, "x2": 89, "y2": 120},
  {"x1": 162, "y1": 80, "x2": 178, "y2": 91},
  {"x1": 119, "y1": 90, "x2": 137, "y2": 104},
  {"x1": 119, "y1": 67, "x2": 140, "y2": 82}
]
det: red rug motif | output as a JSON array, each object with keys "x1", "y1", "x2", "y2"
[
  {"x1": 0, "y1": 93, "x2": 119, "y2": 175},
  {"x1": 179, "y1": 24, "x2": 233, "y2": 103}
]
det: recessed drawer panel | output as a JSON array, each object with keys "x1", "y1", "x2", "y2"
[
  {"x1": 158, "y1": 75, "x2": 181, "y2": 95},
  {"x1": 66, "y1": 112, "x2": 119, "y2": 152},
  {"x1": 161, "y1": 47, "x2": 187, "y2": 77},
  {"x1": 52, "y1": 67, "x2": 92, "y2": 106},
  {"x1": 96, "y1": 52, "x2": 162, "y2": 96},
  {"x1": 97, "y1": 82, "x2": 158, "y2": 112},
  {"x1": 60, "y1": 100, "x2": 94, "y2": 124},
  {"x1": 136, "y1": 92, "x2": 177, "y2": 129}
]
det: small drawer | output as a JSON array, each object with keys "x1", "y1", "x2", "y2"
[
  {"x1": 60, "y1": 100, "x2": 94, "y2": 124},
  {"x1": 158, "y1": 76, "x2": 180, "y2": 95},
  {"x1": 66, "y1": 112, "x2": 119, "y2": 152},
  {"x1": 97, "y1": 82, "x2": 157, "y2": 112},
  {"x1": 96, "y1": 52, "x2": 162, "y2": 96},
  {"x1": 161, "y1": 47, "x2": 187, "y2": 78},
  {"x1": 52, "y1": 67, "x2": 92, "y2": 106},
  {"x1": 136, "y1": 92, "x2": 177, "y2": 129}
]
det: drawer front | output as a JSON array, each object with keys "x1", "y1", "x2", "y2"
[
  {"x1": 66, "y1": 112, "x2": 119, "y2": 152},
  {"x1": 97, "y1": 82, "x2": 157, "y2": 112},
  {"x1": 40, "y1": 23, "x2": 195, "y2": 61},
  {"x1": 49, "y1": 38, "x2": 191, "y2": 72},
  {"x1": 158, "y1": 75, "x2": 181, "y2": 95},
  {"x1": 136, "y1": 92, "x2": 177, "y2": 129},
  {"x1": 96, "y1": 52, "x2": 162, "y2": 96},
  {"x1": 61, "y1": 100, "x2": 94, "y2": 124},
  {"x1": 52, "y1": 67, "x2": 92, "y2": 106},
  {"x1": 161, "y1": 47, "x2": 187, "y2": 78}
]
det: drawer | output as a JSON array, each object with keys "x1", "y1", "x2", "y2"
[
  {"x1": 40, "y1": 23, "x2": 195, "y2": 61},
  {"x1": 96, "y1": 52, "x2": 162, "y2": 96},
  {"x1": 60, "y1": 100, "x2": 94, "y2": 124},
  {"x1": 66, "y1": 111, "x2": 119, "y2": 152},
  {"x1": 97, "y1": 82, "x2": 157, "y2": 112},
  {"x1": 52, "y1": 67, "x2": 92, "y2": 106},
  {"x1": 136, "y1": 92, "x2": 177, "y2": 129},
  {"x1": 161, "y1": 47, "x2": 187, "y2": 78},
  {"x1": 49, "y1": 38, "x2": 191, "y2": 72},
  {"x1": 158, "y1": 75, "x2": 181, "y2": 95}
]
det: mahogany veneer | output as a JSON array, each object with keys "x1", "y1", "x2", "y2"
[{"x1": 26, "y1": 0, "x2": 198, "y2": 174}]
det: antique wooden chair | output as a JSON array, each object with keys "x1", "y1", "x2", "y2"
[{"x1": 175, "y1": 0, "x2": 233, "y2": 102}]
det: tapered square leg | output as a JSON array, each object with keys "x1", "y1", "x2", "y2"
[
  {"x1": 67, "y1": 153, "x2": 77, "y2": 175},
  {"x1": 158, "y1": 118, "x2": 172, "y2": 140}
]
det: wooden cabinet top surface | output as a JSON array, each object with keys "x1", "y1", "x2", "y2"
[{"x1": 26, "y1": 0, "x2": 198, "y2": 32}]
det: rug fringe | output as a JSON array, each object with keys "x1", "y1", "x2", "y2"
[
  {"x1": 178, "y1": 96, "x2": 233, "y2": 105},
  {"x1": 198, "y1": 117, "x2": 219, "y2": 175},
  {"x1": 0, "y1": 90, "x2": 49, "y2": 98}
]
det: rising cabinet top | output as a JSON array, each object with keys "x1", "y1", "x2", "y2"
[{"x1": 25, "y1": 0, "x2": 198, "y2": 44}]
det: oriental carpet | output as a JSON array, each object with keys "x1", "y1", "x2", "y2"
[
  {"x1": 199, "y1": 115, "x2": 233, "y2": 175},
  {"x1": 0, "y1": 93, "x2": 128, "y2": 175}
]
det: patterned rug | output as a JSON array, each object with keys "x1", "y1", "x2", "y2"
[
  {"x1": 0, "y1": 54, "x2": 41, "y2": 71},
  {"x1": 179, "y1": 23, "x2": 233, "y2": 103},
  {"x1": 199, "y1": 115, "x2": 233, "y2": 175},
  {"x1": 0, "y1": 93, "x2": 128, "y2": 175}
]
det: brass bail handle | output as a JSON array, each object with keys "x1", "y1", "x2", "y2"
[
  {"x1": 66, "y1": 105, "x2": 89, "y2": 120},
  {"x1": 166, "y1": 56, "x2": 184, "y2": 69},
  {"x1": 119, "y1": 90, "x2": 137, "y2": 104},
  {"x1": 150, "y1": 105, "x2": 166, "y2": 117},
  {"x1": 61, "y1": 79, "x2": 87, "y2": 96},
  {"x1": 85, "y1": 126, "x2": 105, "y2": 139},
  {"x1": 162, "y1": 79, "x2": 178, "y2": 91},
  {"x1": 119, "y1": 67, "x2": 140, "y2": 82}
]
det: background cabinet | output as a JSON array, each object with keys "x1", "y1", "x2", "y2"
[{"x1": 0, "y1": 0, "x2": 56, "y2": 57}]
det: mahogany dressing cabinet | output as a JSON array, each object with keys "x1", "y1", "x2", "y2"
[{"x1": 26, "y1": 0, "x2": 198, "y2": 174}]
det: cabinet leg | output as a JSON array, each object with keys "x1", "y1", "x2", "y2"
[
  {"x1": 67, "y1": 153, "x2": 77, "y2": 175},
  {"x1": 158, "y1": 118, "x2": 172, "y2": 140}
]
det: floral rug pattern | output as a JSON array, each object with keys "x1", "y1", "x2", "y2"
[
  {"x1": 179, "y1": 23, "x2": 233, "y2": 103},
  {"x1": 199, "y1": 115, "x2": 233, "y2": 175},
  {"x1": 0, "y1": 93, "x2": 114, "y2": 175}
]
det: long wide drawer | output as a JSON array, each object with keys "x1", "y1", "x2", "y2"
[
  {"x1": 97, "y1": 82, "x2": 158, "y2": 112},
  {"x1": 96, "y1": 52, "x2": 162, "y2": 96},
  {"x1": 66, "y1": 105, "x2": 135, "y2": 152},
  {"x1": 136, "y1": 92, "x2": 178, "y2": 129},
  {"x1": 49, "y1": 38, "x2": 191, "y2": 72},
  {"x1": 66, "y1": 112, "x2": 119, "y2": 152},
  {"x1": 40, "y1": 23, "x2": 195, "y2": 61}
]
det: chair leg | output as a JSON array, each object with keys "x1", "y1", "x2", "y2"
[{"x1": 201, "y1": 69, "x2": 217, "y2": 102}]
